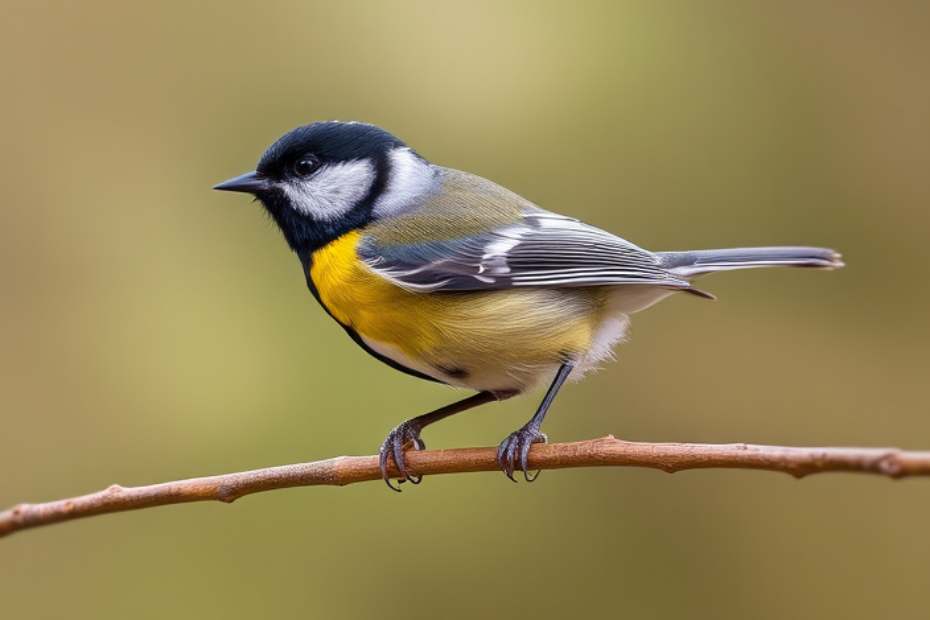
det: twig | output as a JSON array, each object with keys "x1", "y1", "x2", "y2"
[{"x1": 3, "y1": 435, "x2": 929, "y2": 538}]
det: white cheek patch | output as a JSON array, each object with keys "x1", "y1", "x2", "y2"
[
  {"x1": 372, "y1": 147, "x2": 438, "y2": 218},
  {"x1": 282, "y1": 159, "x2": 375, "y2": 221}
]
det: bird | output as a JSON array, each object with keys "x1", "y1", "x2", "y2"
[{"x1": 214, "y1": 120, "x2": 843, "y2": 491}]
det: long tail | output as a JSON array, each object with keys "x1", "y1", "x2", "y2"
[{"x1": 657, "y1": 246, "x2": 844, "y2": 278}]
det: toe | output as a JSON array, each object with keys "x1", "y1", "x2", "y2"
[
  {"x1": 391, "y1": 430, "x2": 411, "y2": 482},
  {"x1": 498, "y1": 427, "x2": 547, "y2": 483},
  {"x1": 519, "y1": 436, "x2": 539, "y2": 482},
  {"x1": 378, "y1": 423, "x2": 426, "y2": 492},
  {"x1": 499, "y1": 434, "x2": 520, "y2": 482},
  {"x1": 379, "y1": 443, "x2": 402, "y2": 492}
]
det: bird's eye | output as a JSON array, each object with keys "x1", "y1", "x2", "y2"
[{"x1": 293, "y1": 156, "x2": 321, "y2": 177}]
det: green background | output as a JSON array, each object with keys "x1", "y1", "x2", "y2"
[{"x1": 3, "y1": 1, "x2": 929, "y2": 618}]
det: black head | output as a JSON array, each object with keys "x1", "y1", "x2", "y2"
[{"x1": 214, "y1": 121, "x2": 420, "y2": 255}]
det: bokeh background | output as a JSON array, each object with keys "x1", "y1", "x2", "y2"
[{"x1": 2, "y1": 1, "x2": 929, "y2": 618}]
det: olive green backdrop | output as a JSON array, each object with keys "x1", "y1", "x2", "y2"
[{"x1": 2, "y1": 1, "x2": 929, "y2": 618}]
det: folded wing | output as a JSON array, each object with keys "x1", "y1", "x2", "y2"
[{"x1": 359, "y1": 209, "x2": 691, "y2": 293}]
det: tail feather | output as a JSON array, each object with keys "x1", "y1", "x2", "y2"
[{"x1": 658, "y1": 246, "x2": 844, "y2": 278}]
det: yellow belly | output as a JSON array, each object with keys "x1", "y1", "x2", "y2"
[{"x1": 309, "y1": 231, "x2": 608, "y2": 391}]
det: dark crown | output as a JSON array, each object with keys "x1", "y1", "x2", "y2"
[{"x1": 257, "y1": 121, "x2": 407, "y2": 177}]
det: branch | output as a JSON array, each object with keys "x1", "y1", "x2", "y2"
[{"x1": 3, "y1": 435, "x2": 929, "y2": 538}]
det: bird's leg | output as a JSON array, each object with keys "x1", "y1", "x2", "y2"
[
  {"x1": 380, "y1": 390, "x2": 511, "y2": 491},
  {"x1": 497, "y1": 362, "x2": 574, "y2": 482}
]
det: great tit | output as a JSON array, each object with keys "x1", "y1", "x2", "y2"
[{"x1": 214, "y1": 121, "x2": 843, "y2": 490}]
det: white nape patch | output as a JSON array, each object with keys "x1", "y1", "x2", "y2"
[
  {"x1": 372, "y1": 147, "x2": 438, "y2": 218},
  {"x1": 282, "y1": 159, "x2": 375, "y2": 221},
  {"x1": 481, "y1": 230, "x2": 523, "y2": 275}
]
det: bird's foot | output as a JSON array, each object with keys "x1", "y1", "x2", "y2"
[
  {"x1": 496, "y1": 424, "x2": 548, "y2": 482},
  {"x1": 379, "y1": 420, "x2": 427, "y2": 492}
]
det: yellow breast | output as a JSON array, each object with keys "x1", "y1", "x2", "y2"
[
  {"x1": 310, "y1": 230, "x2": 447, "y2": 351},
  {"x1": 309, "y1": 230, "x2": 609, "y2": 391}
]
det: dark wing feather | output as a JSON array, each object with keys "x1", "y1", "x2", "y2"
[{"x1": 360, "y1": 210, "x2": 690, "y2": 292}]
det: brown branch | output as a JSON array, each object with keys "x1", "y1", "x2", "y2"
[{"x1": 3, "y1": 435, "x2": 930, "y2": 538}]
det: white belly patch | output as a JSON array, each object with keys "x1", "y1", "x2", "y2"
[{"x1": 359, "y1": 334, "x2": 453, "y2": 385}]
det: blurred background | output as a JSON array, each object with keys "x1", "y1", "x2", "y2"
[{"x1": 2, "y1": 1, "x2": 929, "y2": 618}]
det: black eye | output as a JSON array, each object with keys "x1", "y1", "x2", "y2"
[{"x1": 293, "y1": 156, "x2": 321, "y2": 177}]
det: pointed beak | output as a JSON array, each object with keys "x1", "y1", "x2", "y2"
[{"x1": 213, "y1": 170, "x2": 270, "y2": 194}]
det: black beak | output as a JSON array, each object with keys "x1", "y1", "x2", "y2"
[{"x1": 213, "y1": 170, "x2": 270, "y2": 194}]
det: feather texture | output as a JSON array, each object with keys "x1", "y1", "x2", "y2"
[
  {"x1": 309, "y1": 231, "x2": 610, "y2": 392},
  {"x1": 359, "y1": 167, "x2": 691, "y2": 293}
]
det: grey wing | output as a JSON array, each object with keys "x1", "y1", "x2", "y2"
[{"x1": 359, "y1": 210, "x2": 692, "y2": 292}]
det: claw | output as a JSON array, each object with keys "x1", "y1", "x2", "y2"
[
  {"x1": 496, "y1": 426, "x2": 547, "y2": 482},
  {"x1": 504, "y1": 437, "x2": 518, "y2": 482},
  {"x1": 496, "y1": 440, "x2": 514, "y2": 482},
  {"x1": 379, "y1": 445, "x2": 402, "y2": 492},
  {"x1": 379, "y1": 421, "x2": 425, "y2": 491}
]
